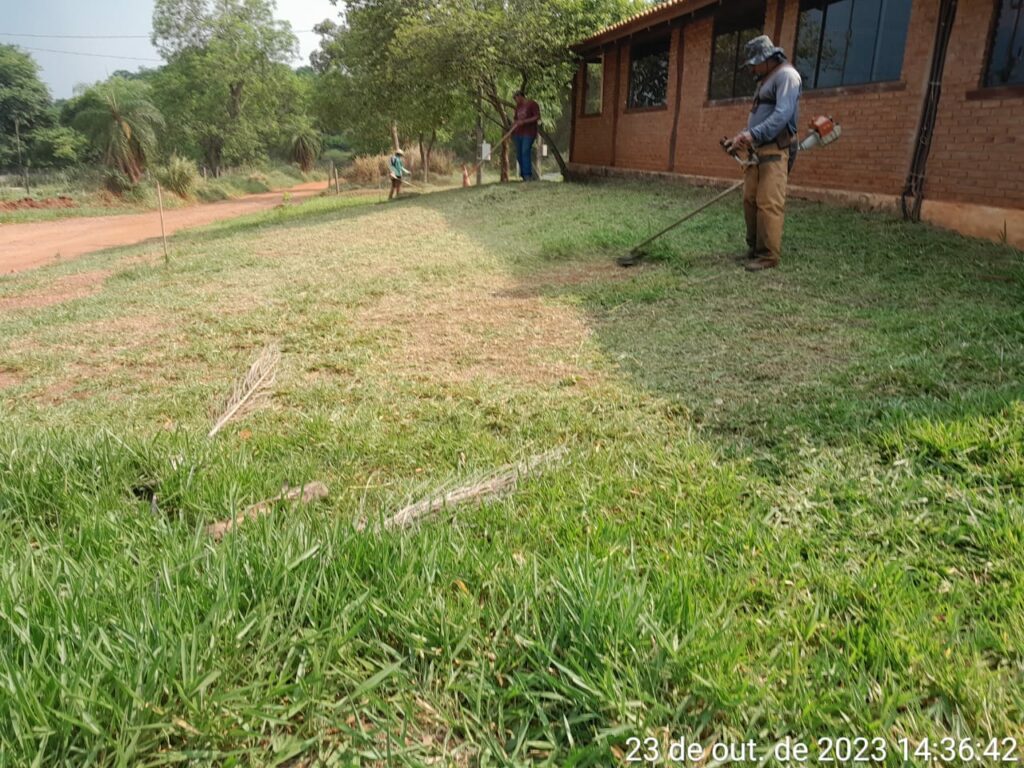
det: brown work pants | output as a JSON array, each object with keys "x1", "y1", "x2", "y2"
[{"x1": 743, "y1": 146, "x2": 789, "y2": 261}]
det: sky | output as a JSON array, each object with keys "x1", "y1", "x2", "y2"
[{"x1": 0, "y1": 0, "x2": 341, "y2": 100}]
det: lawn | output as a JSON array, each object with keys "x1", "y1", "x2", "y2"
[{"x1": 0, "y1": 180, "x2": 1022, "y2": 766}]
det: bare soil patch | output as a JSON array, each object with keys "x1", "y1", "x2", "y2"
[
  {"x1": 493, "y1": 260, "x2": 649, "y2": 299},
  {"x1": 0, "y1": 181, "x2": 329, "y2": 275},
  {"x1": 0, "y1": 369, "x2": 24, "y2": 390},
  {"x1": 0, "y1": 270, "x2": 109, "y2": 311},
  {"x1": 0, "y1": 196, "x2": 76, "y2": 212}
]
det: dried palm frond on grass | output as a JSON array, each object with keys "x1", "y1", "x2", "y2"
[
  {"x1": 356, "y1": 447, "x2": 567, "y2": 532},
  {"x1": 208, "y1": 344, "x2": 280, "y2": 438}
]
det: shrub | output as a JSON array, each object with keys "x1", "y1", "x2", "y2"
[
  {"x1": 102, "y1": 169, "x2": 134, "y2": 196},
  {"x1": 428, "y1": 147, "x2": 455, "y2": 176},
  {"x1": 343, "y1": 154, "x2": 390, "y2": 185},
  {"x1": 157, "y1": 156, "x2": 199, "y2": 198}
]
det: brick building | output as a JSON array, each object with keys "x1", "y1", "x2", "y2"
[{"x1": 567, "y1": 0, "x2": 1024, "y2": 247}]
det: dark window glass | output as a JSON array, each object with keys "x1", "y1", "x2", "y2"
[
  {"x1": 794, "y1": 0, "x2": 911, "y2": 88},
  {"x1": 708, "y1": 0, "x2": 765, "y2": 99},
  {"x1": 584, "y1": 59, "x2": 603, "y2": 114},
  {"x1": 985, "y1": 0, "x2": 1024, "y2": 86},
  {"x1": 628, "y1": 38, "x2": 670, "y2": 108},
  {"x1": 875, "y1": 0, "x2": 914, "y2": 80}
]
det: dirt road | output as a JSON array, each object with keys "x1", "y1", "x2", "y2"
[{"x1": 0, "y1": 181, "x2": 333, "y2": 275}]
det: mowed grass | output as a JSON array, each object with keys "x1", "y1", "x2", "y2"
[{"x1": 0, "y1": 179, "x2": 1022, "y2": 766}]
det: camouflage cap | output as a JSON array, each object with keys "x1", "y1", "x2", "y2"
[{"x1": 743, "y1": 35, "x2": 786, "y2": 66}]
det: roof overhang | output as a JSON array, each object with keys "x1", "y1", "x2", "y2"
[{"x1": 572, "y1": 0, "x2": 721, "y2": 53}]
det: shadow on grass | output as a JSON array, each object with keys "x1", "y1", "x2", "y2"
[{"x1": 414, "y1": 179, "x2": 1024, "y2": 463}]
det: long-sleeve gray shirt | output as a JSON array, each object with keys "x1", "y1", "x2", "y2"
[{"x1": 747, "y1": 63, "x2": 802, "y2": 146}]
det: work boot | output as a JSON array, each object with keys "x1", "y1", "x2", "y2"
[
  {"x1": 745, "y1": 256, "x2": 779, "y2": 272},
  {"x1": 732, "y1": 248, "x2": 756, "y2": 263}
]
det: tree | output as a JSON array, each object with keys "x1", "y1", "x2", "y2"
[
  {"x1": 73, "y1": 78, "x2": 164, "y2": 184},
  {"x1": 288, "y1": 120, "x2": 322, "y2": 171},
  {"x1": 151, "y1": 0, "x2": 299, "y2": 174},
  {"x1": 0, "y1": 45, "x2": 52, "y2": 188},
  {"x1": 413, "y1": 0, "x2": 649, "y2": 179},
  {"x1": 315, "y1": 0, "x2": 646, "y2": 180}
]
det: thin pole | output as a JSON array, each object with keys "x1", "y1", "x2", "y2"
[
  {"x1": 329, "y1": 162, "x2": 335, "y2": 194},
  {"x1": 156, "y1": 181, "x2": 169, "y2": 265},
  {"x1": 476, "y1": 86, "x2": 484, "y2": 186}
]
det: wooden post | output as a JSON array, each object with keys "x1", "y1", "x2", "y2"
[
  {"x1": 329, "y1": 162, "x2": 335, "y2": 193},
  {"x1": 334, "y1": 164, "x2": 341, "y2": 194},
  {"x1": 156, "y1": 181, "x2": 169, "y2": 265},
  {"x1": 14, "y1": 116, "x2": 30, "y2": 195}
]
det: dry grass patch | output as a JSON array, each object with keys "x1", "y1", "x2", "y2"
[
  {"x1": 0, "y1": 369, "x2": 24, "y2": 390},
  {"x1": 357, "y1": 274, "x2": 603, "y2": 387},
  {"x1": 0, "y1": 270, "x2": 109, "y2": 311}
]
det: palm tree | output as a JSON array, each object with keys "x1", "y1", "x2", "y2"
[
  {"x1": 73, "y1": 78, "x2": 164, "y2": 184},
  {"x1": 288, "y1": 122, "x2": 322, "y2": 173}
]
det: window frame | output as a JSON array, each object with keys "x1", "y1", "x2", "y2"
[
  {"x1": 793, "y1": 0, "x2": 912, "y2": 90},
  {"x1": 981, "y1": 0, "x2": 1024, "y2": 89},
  {"x1": 582, "y1": 56, "x2": 605, "y2": 116},
  {"x1": 706, "y1": 0, "x2": 766, "y2": 101},
  {"x1": 626, "y1": 35, "x2": 672, "y2": 111}
]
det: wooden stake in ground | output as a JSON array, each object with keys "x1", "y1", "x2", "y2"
[
  {"x1": 156, "y1": 181, "x2": 169, "y2": 265},
  {"x1": 206, "y1": 482, "x2": 329, "y2": 540},
  {"x1": 357, "y1": 448, "x2": 567, "y2": 532},
  {"x1": 208, "y1": 344, "x2": 280, "y2": 438}
]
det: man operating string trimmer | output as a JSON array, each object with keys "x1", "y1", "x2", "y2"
[{"x1": 723, "y1": 34, "x2": 803, "y2": 272}]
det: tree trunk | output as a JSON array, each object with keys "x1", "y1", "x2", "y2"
[
  {"x1": 500, "y1": 140, "x2": 510, "y2": 183},
  {"x1": 228, "y1": 82, "x2": 244, "y2": 120},
  {"x1": 391, "y1": 122, "x2": 400, "y2": 152},
  {"x1": 14, "y1": 117, "x2": 29, "y2": 195},
  {"x1": 482, "y1": 81, "x2": 512, "y2": 183},
  {"x1": 418, "y1": 132, "x2": 426, "y2": 184},
  {"x1": 537, "y1": 125, "x2": 568, "y2": 179},
  {"x1": 425, "y1": 128, "x2": 435, "y2": 184}
]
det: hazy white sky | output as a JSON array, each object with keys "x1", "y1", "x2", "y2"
[{"x1": 0, "y1": 0, "x2": 341, "y2": 99}]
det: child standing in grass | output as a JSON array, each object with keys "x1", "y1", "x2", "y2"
[{"x1": 388, "y1": 149, "x2": 407, "y2": 200}]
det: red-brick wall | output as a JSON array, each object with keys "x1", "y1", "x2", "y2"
[
  {"x1": 570, "y1": 0, "x2": 1024, "y2": 209},
  {"x1": 925, "y1": 0, "x2": 1024, "y2": 207},
  {"x1": 614, "y1": 28, "x2": 682, "y2": 170}
]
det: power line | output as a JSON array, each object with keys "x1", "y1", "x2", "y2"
[
  {"x1": 13, "y1": 45, "x2": 163, "y2": 63},
  {"x1": 0, "y1": 31, "x2": 151, "y2": 39},
  {"x1": 0, "y1": 29, "x2": 319, "y2": 40}
]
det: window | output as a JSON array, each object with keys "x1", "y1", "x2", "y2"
[
  {"x1": 985, "y1": 0, "x2": 1024, "y2": 86},
  {"x1": 708, "y1": 0, "x2": 765, "y2": 100},
  {"x1": 628, "y1": 38, "x2": 670, "y2": 108},
  {"x1": 794, "y1": 0, "x2": 913, "y2": 89},
  {"x1": 584, "y1": 58, "x2": 604, "y2": 114}
]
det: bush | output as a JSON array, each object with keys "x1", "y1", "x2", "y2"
[
  {"x1": 157, "y1": 156, "x2": 199, "y2": 198},
  {"x1": 428, "y1": 147, "x2": 455, "y2": 176},
  {"x1": 102, "y1": 169, "x2": 134, "y2": 196},
  {"x1": 343, "y1": 154, "x2": 390, "y2": 185}
]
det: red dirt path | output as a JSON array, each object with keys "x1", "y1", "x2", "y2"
[{"x1": 0, "y1": 182, "x2": 334, "y2": 275}]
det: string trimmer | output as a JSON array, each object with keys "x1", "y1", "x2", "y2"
[{"x1": 616, "y1": 115, "x2": 842, "y2": 267}]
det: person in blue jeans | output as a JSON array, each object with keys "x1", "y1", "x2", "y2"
[{"x1": 511, "y1": 91, "x2": 540, "y2": 181}]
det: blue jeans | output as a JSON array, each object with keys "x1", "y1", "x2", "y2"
[{"x1": 514, "y1": 135, "x2": 535, "y2": 180}]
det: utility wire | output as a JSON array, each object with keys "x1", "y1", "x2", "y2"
[
  {"x1": 11, "y1": 45, "x2": 164, "y2": 62},
  {"x1": 0, "y1": 29, "x2": 318, "y2": 39},
  {"x1": 0, "y1": 32, "x2": 151, "y2": 39}
]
